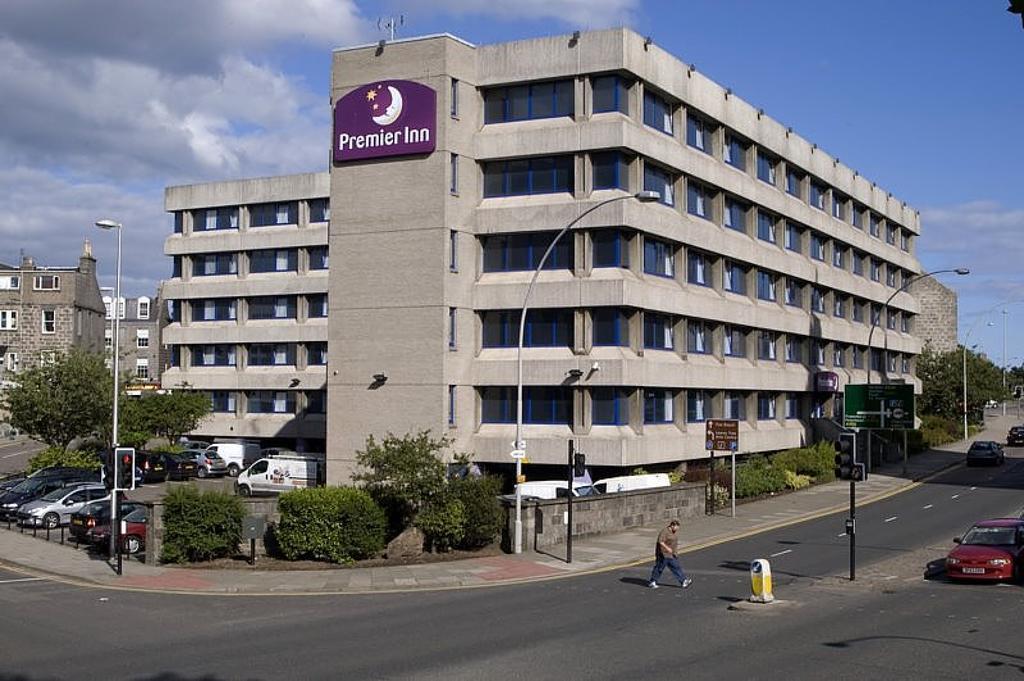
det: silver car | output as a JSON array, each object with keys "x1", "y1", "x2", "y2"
[
  {"x1": 17, "y1": 483, "x2": 108, "y2": 529},
  {"x1": 185, "y1": 448, "x2": 229, "y2": 478}
]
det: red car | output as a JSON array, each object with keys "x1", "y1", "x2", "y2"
[
  {"x1": 89, "y1": 506, "x2": 148, "y2": 554},
  {"x1": 946, "y1": 519, "x2": 1024, "y2": 582}
]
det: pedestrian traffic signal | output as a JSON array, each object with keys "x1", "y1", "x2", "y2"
[
  {"x1": 102, "y1": 458, "x2": 115, "y2": 491},
  {"x1": 834, "y1": 433, "x2": 865, "y2": 481},
  {"x1": 114, "y1": 447, "x2": 136, "y2": 490},
  {"x1": 573, "y1": 452, "x2": 586, "y2": 478}
]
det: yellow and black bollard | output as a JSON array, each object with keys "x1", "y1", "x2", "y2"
[{"x1": 749, "y1": 559, "x2": 774, "y2": 603}]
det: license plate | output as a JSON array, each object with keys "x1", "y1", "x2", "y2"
[
  {"x1": 71, "y1": 518, "x2": 83, "y2": 526},
  {"x1": 962, "y1": 567, "x2": 985, "y2": 574}
]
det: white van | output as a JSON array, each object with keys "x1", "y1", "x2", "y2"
[
  {"x1": 205, "y1": 442, "x2": 261, "y2": 477},
  {"x1": 593, "y1": 473, "x2": 671, "y2": 494},
  {"x1": 513, "y1": 480, "x2": 601, "y2": 500},
  {"x1": 236, "y1": 455, "x2": 319, "y2": 496}
]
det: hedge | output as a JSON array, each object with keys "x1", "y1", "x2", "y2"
[
  {"x1": 734, "y1": 455, "x2": 788, "y2": 498},
  {"x1": 450, "y1": 476, "x2": 504, "y2": 549},
  {"x1": 275, "y1": 487, "x2": 386, "y2": 563},
  {"x1": 161, "y1": 486, "x2": 244, "y2": 563},
  {"x1": 771, "y1": 441, "x2": 836, "y2": 483},
  {"x1": 27, "y1": 447, "x2": 101, "y2": 474}
]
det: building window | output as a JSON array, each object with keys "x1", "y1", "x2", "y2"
[
  {"x1": 192, "y1": 253, "x2": 237, "y2": 277},
  {"x1": 167, "y1": 346, "x2": 179, "y2": 368},
  {"x1": 723, "y1": 326, "x2": 746, "y2": 358},
  {"x1": 870, "y1": 259, "x2": 881, "y2": 282},
  {"x1": 852, "y1": 347, "x2": 864, "y2": 369},
  {"x1": 449, "y1": 153, "x2": 458, "y2": 194},
  {"x1": 687, "y1": 181, "x2": 711, "y2": 219},
  {"x1": 757, "y1": 211, "x2": 776, "y2": 243},
  {"x1": 482, "y1": 309, "x2": 572, "y2": 348},
  {"x1": 810, "y1": 233, "x2": 825, "y2": 261},
  {"x1": 785, "y1": 222, "x2": 802, "y2": 252},
  {"x1": 307, "y1": 342, "x2": 327, "y2": 366},
  {"x1": 758, "y1": 331, "x2": 777, "y2": 360},
  {"x1": 136, "y1": 329, "x2": 149, "y2": 348},
  {"x1": 592, "y1": 75, "x2": 629, "y2": 114},
  {"x1": 0, "y1": 275, "x2": 19, "y2": 290},
  {"x1": 886, "y1": 224, "x2": 897, "y2": 245},
  {"x1": 309, "y1": 246, "x2": 329, "y2": 270},
  {"x1": 592, "y1": 151, "x2": 629, "y2": 190},
  {"x1": 852, "y1": 300, "x2": 864, "y2": 323},
  {"x1": 593, "y1": 230, "x2": 629, "y2": 268},
  {"x1": 832, "y1": 245, "x2": 845, "y2": 269},
  {"x1": 756, "y1": 271, "x2": 776, "y2": 301},
  {"x1": 307, "y1": 293, "x2": 328, "y2": 319},
  {"x1": 209, "y1": 391, "x2": 236, "y2": 413},
  {"x1": 785, "y1": 394, "x2": 799, "y2": 419},
  {"x1": 870, "y1": 349, "x2": 884, "y2": 371},
  {"x1": 480, "y1": 386, "x2": 571, "y2": 425},
  {"x1": 852, "y1": 251, "x2": 864, "y2": 276},
  {"x1": 309, "y1": 198, "x2": 330, "y2": 223},
  {"x1": 592, "y1": 308, "x2": 629, "y2": 347},
  {"x1": 250, "y1": 249, "x2": 298, "y2": 273},
  {"x1": 644, "y1": 388, "x2": 675, "y2": 424},
  {"x1": 723, "y1": 133, "x2": 748, "y2": 171},
  {"x1": 0, "y1": 310, "x2": 17, "y2": 331},
  {"x1": 643, "y1": 238, "x2": 674, "y2": 277},
  {"x1": 901, "y1": 314, "x2": 910, "y2": 333},
  {"x1": 41, "y1": 309, "x2": 55, "y2": 334},
  {"x1": 173, "y1": 212, "x2": 184, "y2": 234},
  {"x1": 724, "y1": 198, "x2": 747, "y2": 232},
  {"x1": 812, "y1": 341, "x2": 826, "y2": 366},
  {"x1": 757, "y1": 151, "x2": 776, "y2": 185},
  {"x1": 250, "y1": 202, "x2": 297, "y2": 227},
  {"x1": 758, "y1": 393, "x2": 777, "y2": 420},
  {"x1": 247, "y1": 391, "x2": 295, "y2": 414},
  {"x1": 450, "y1": 77, "x2": 459, "y2": 118},
  {"x1": 448, "y1": 231, "x2": 458, "y2": 272},
  {"x1": 724, "y1": 392, "x2": 745, "y2": 420},
  {"x1": 484, "y1": 80, "x2": 574, "y2": 123},
  {"x1": 887, "y1": 267, "x2": 898, "y2": 288},
  {"x1": 887, "y1": 310, "x2": 898, "y2": 330},
  {"x1": 192, "y1": 299, "x2": 236, "y2": 322},
  {"x1": 643, "y1": 313, "x2": 674, "y2": 350},
  {"x1": 785, "y1": 337, "x2": 803, "y2": 363},
  {"x1": 900, "y1": 231, "x2": 910, "y2": 252},
  {"x1": 888, "y1": 352, "x2": 899, "y2": 374},
  {"x1": 643, "y1": 163, "x2": 674, "y2": 206},
  {"x1": 784, "y1": 278, "x2": 802, "y2": 307},
  {"x1": 686, "y1": 114, "x2": 710, "y2": 153},
  {"x1": 33, "y1": 275, "x2": 60, "y2": 291},
  {"x1": 902, "y1": 356, "x2": 911, "y2": 374},
  {"x1": 191, "y1": 345, "x2": 236, "y2": 367},
  {"x1": 592, "y1": 387, "x2": 629, "y2": 425},
  {"x1": 447, "y1": 385, "x2": 456, "y2": 426},
  {"x1": 483, "y1": 156, "x2": 574, "y2": 197},
  {"x1": 852, "y1": 204, "x2": 863, "y2": 229},
  {"x1": 248, "y1": 296, "x2": 297, "y2": 320},
  {"x1": 166, "y1": 300, "x2": 179, "y2": 323},
  {"x1": 869, "y1": 214, "x2": 881, "y2": 238},
  {"x1": 136, "y1": 297, "x2": 150, "y2": 320},
  {"x1": 833, "y1": 344, "x2": 846, "y2": 368},
  {"x1": 687, "y1": 320, "x2": 709, "y2": 354},
  {"x1": 687, "y1": 251, "x2": 710, "y2": 287},
  {"x1": 811, "y1": 287, "x2": 825, "y2": 313},
  {"x1": 809, "y1": 181, "x2": 826, "y2": 210},
  {"x1": 482, "y1": 232, "x2": 572, "y2": 272},
  {"x1": 448, "y1": 307, "x2": 457, "y2": 349},
  {"x1": 833, "y1": 295, "x2": 846, "y2": 318},
  {"x1": 832, "y1": 194, "x2": 846, "y2": 221},
  {"x1": 171, "y1": 256, "x2": 182, "y2": 279},
  {"x1": 643, "y1": 90, "x2": 673, "y2": 135},
  {"x1": 248, "y1": 344, "x2": 295, "y2": 366},
  {"x1": 786, "y1": 168, "x2": 803, "y2": 198},
  {"x1": 723, "y1": 261, "x2": 747, "y2": 295},
  {"x1": 135, "y1": 359, "x2": 149, "y2": 379},
  {"x1": 193, "y1": 207, "x2": 238, "y2": 231},
  {"x1": 687, "y1": 390, "x2": 709, "y2": 423}
]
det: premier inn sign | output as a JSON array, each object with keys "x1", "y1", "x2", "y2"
[{"x1": 333, "y1": 80, "x2": 436, "y2": 162}]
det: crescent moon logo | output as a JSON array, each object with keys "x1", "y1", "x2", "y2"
[{"x1": 371, "y1": 85, "x2": 404, "y2": 126}]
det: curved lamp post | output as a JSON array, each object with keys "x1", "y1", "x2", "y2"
[
  {"x1": 512, "y1": 190, "x2": 660, "y2": 554},
  {"x1": 962, "y1": 319, "x2": 994, "y2": 440},
  {"x1": 95, "y1": 218, "x2": 123, "y2": 562}
]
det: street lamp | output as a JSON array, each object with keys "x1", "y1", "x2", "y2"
[
  {"x1": 95, "y1": 218, "x2": 122, "y2": 562},
  {"x1": 1002, "y1": 309, "x2": 1008, "y2": 417},
  {"x1": 512, "y1": 190, "x2": 660, "y2": 554},
  {"x1": 962, "y1": 321, "x2": 994, "y2": 440}
]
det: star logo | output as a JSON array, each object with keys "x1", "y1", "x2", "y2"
[{"x1": 366, "y1": 88, "x2": 378, "y2": 101}]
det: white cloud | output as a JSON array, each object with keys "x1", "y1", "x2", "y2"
[{"x1": 424, "y1": 0, "x2": 637, "y2": 25}]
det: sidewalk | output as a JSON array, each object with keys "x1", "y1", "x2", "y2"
[{"x1": 0, "y1": 417, "x2": 1008, "y2": 596}]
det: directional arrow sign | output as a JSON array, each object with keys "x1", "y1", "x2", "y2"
[{"x1": 510, "y1": 449, "x2": 526, "y2": 459}]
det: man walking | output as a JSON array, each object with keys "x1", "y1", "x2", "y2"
[{"x1": 648, "y1": 519, "x2": 692, "y2": 589}]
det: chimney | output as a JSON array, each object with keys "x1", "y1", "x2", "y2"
[
  {"x1": 20, "y1": 254, "x2": 35, "y2": 270},
  {"x1": 79, "y1": 239, "x2": 96, "y2": 276}
]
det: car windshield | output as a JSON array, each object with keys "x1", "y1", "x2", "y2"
[
  {"x1": 123, "y1": 508, "x2": 147, "y2": 522},
  {"x1": 39, "y1": 486, "x2": 75, "y2": 502},
  {"x1": 970, "y1": 443, "x2": 993, "y2": 452},
  {"x1": 11, "y1": 478, "x2": 45, "y2": 494},
  {"x1": 962, "y1": 526, "x2": 1018, "y2": 546}
]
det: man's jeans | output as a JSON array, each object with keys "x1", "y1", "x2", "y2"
[{"x1": 649, "y1": 553, "x2": 687, "y2": 584}]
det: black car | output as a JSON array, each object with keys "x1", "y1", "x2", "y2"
[
  {"x1": 966, "y1": 440, "x2": 1005, "y2": 467},
  {"x1": 1007, "y1": 427, "x2": 1024, "y2": 446},
  {"x1": 135, "y1": 452, "x2": 169, "y2": 484},
  {"x1": 0, "y1": 475, "x2": 26, "y2": 493},
  {"x1": 69, "y1": 499, "x2": 145, "y2": 545},
  {"x1": 0, "y1": 474, "x2": 96, "y2": 520},
  {"x1": 160, "y1": 452, "x2": 198, "y2": 481}
]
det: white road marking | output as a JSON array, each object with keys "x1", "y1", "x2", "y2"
[
  {"x1": 884, "y1": 516, "x2": 898, "y2": 523},
  {"x1": 769, "y1": 549, "x2": 792, "y2": 558},
  {"x1": 0, "y1": 577, "x2": 44, "y2": 585},
  {"x1": 1, "y1": 452, "x2": 27, "y2": 459},
  {"x1": 837, "y1": 532, "x2": 847, "y2": 537},
  {"x1": 951, "y1": 494, "x2": 960, "y2": 499},
  {"x1": 922, "y1": 504, "x2": 933, "y2": 510}
]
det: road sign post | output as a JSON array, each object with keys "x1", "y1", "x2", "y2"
[{"x1": 705, "y1": 420, "x2": 740, "y2": 517}]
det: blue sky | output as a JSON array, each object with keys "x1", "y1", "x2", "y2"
[{"x1": 0, "y1": 0, "x2": 1020, "y2": 363}]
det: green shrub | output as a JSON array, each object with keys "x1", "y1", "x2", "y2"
[
  {"x1": 919, "y1": 414, "x2": 962, "y2": 448},
  {"x1": 27, "y1": 447, "x2": 101, "y2": 474},
  {"x1": 709, "y1": 484, "x2": 731, "y2": 510},
  {"x1": 449, "y1": 476, "x2": 503, "y2": 549},
  {"x1": 734, "y1": 455, "x2": 788, "y2": 498},
  {"x1": 668, "y1": 470, "x2": 683, "y2": 485},
  {"x1": 275, "y1": 487, "x2": 386, "y2": 563},
  {"x1": 771, "y1": 441, "x2": 835, "y2": 483},
  {"x1": 416, "y1": 494, "x2": 466, "y2": 552},
  {"x1": 784, "y1": 470, "x2": 812, "y2": 490},
  {"x1": 161, "y1": 486, "x2": 244, "y2": 564}
]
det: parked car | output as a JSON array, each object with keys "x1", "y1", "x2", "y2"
[
  {"x1": 236, "y1": 455, "x2": 319, "y2": 497},
  {"x1": 0, "y1": 475, "x2": 26, "y2": 493},
  {"x1": 966, "y1": 440, "x2": 1005, "y2": 466},
  {"x1": 135, "y1": 452, "x2": 169, "y2": 483},
  {"x1": 160, "y1": 452, "x2": 198, "y2": 481},
  {"x1": 93, "y1": 506, "x2": 148, "y2": 554},
  {"x1": 69, "y1": 499, "x2": 145, "y2": 545},
  {"x1": 593, "y1": 473, "x2": 671, "y2": 494},
  {"x1": 185, "y1": 448, "x2": 229, "y2": 478},
  {"x1": 178, "y1": 439, "x2": 209, "y2": 451},
  {"x1": 1007, "y1": 426, "x2": 1024, "y2": 446},
  {"x1": 511, "y1": 480, "x2": 601, "y2": 500},
  {"x1": 946, "y1": 519, "x2": 1024, "y2": 582},
  {"x1": 985, "y1": 400, "x2": 1001, "y2": 409},
  {"x1": 205, "y1": 442, "x2": 260, "y2": 477},
  {"x1": 0, "y1": 473, "x2": 97, "y2": 520},
  {"x1": 16, "y1": 483, "x2": 107, "y2": 528},
  {"x1": 29, "y1": 466, "x2": 101, "y2": 483}
]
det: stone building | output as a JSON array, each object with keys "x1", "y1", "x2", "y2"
[
  {"x1": 102, "y1": 292, "x2": 166, "y2": 385},
  {"x1": 908, "y1": 276, "x2": 958, "y2": 353}
]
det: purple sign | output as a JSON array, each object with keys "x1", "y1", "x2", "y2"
[
  {"x1": 815, "y1": 371, "x2": 839, "y2": 393},
  {"x1": 333, "y1": 80, "x2": 436, "y2": 162}
]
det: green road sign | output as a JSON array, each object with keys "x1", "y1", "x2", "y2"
[{"x1": 843, "y1": 384, "x2": 915, "y2": 430}]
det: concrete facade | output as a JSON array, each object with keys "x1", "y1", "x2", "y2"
[
  {"x1": 161, "y1": 173, "x2": 329, "y2": 451},
  {"x1": 0, "y1": 243, "x2": 106, "y2": 381},
  {"x1": 908, "y1": 276, "x2": 958, "y2": 353},
  {"x1": 102, "y1": 293, "x2": 167, "y2": 385},
  {"x1": 326, "y1": 29, "x2": 925, "y2": 483}
]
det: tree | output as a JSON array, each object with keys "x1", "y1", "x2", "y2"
[
  {"x1": 120, "y1": 390, "x2": 212, "y2": 446},
  {"x1": 1, "y1": 350, "x2": 111, "y2": 451},
  {"x1": 355, "y1": 431, "x2": 450, "y2": 532},
  {"x1": 917, "y1": 346, "x2": 1004, "y2": 422}
]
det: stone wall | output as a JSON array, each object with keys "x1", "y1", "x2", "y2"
[
  {"x1": 502, "y1": 483, "x2": 705, "y2": 552},
  {"x1": 144, "y1": 497, "x2": 280, "y2": 564},
  {"x1": 909, "y1": 276, "x2": 958, "y2": 353}
]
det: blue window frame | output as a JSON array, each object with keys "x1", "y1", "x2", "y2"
[
  {"x1": 852, "y1": 300, "x2": 864, "y2": 323},
  {"x1": 758, "y1": 331, "x2": 777, "y2": 360},
  {"x1": 832, "y1": 245, "x2": 845, "y2": 269},
  {"x1": 886, "y1": 224, "x2": 897, "y2": 245},
  {"x1": 482, "y1": 231, "x2": 573, "y2": 272},
  {"x1": 643, "y1": 313, "x2": 674, "y2": 350},
  {"x1": 813, "y1": 341, "x2": 826, "y2": 366},
  {"x1": 832, "y1": 194, "x2": 845, "y2": 220},
  {"x1": 757, "y1": 211, "x2": 776, "y2": 243},
  {"x1": 852, "y1": 251, "x2": 864, "y2": 275},
  {"x1": 172, "y1": 256, "x2": 182, "y2": 278},
  {"x1": 209, "y1": 391, "x2": 235, "y2": 413},
  {"x1": 309, "y1": 246, "x2": 329, "y2": 270},
  {"x1": 811, "y1": 287, "x2": 825, "y2": 313},
  {"x1": 724, "y1": 134, "x2": 747, "y2": 171},
  {"x1": 643, "y1": 238, "x2": 674, "y2": 277},
  {"x1": 593, "y1": 308, "x2": 629, "y2": 346},
  {"x1": 307, "y1": 293, "x2": 328, "y2": 319},
  {"x1": 785, "y1": 337, "x2": 803, "y2": 363},
  {"x1": 723, "y1": 262, "x2": 747, "y2": 294},
  {"x1": 193, "y1": 253, "x2": 237, "y2": 277},
  {"x1": 810, "y1": 234, "x2": 825, "y2": 261},
  {"x1": 592, "y1": 387, "x2": 629, "y2": 425},
  {"x1": 687, "y1": 390, "x2": 710, "y2": 423},
  {"x1": 686, "y1": 114, "x2": 710, "y2": 153},
  {"x1": 481, "y1": 309, "x2": 572, "y2": 348},
  {"x1": 687, "y1": 320, "x2": 709, "y2": 354},
  {"x1": 592, "y1": 76, "x2": 629, "y2": 114},
  {"x1": 166, "y1": 300, "x2": 179, "y2": 324},
  {"x1": 758, "y1": 393, "x2": 776, "y2": 420},
  {"x1": 246, "y1": 390, "x2": 295, "y2": 414},
  {"x1": 724, "y1": 391, "x2": 745, "y2": 420},
  {"x1": 784, "y1": 278, "x2": 802, "y2": 307},
  {"x1": 191, "y1": 298, "x2": 236, "y2": 322},
  {"x1": 643, "y1": 389, "x2": 675, "y2": 424},
  {"x1": 483, "y1": 156, "x2": 574, "y2": 197},
  {"x1": 592, "y1": 151, "x2": 628, "y2": 190},
  {"x1": 480, "y1": 386, "x2": 571, "y2": 425},
  {"x1": 809, "y1": 181, "x2": 826, "y2": 210},
  {"x1": 833, "y1": 295, "x2": 846, "y2": 318},
  {"x1": 852, "y1": 347, "x2": 864, "y2": 368},
  {"x1": 250, "y1": 202, "x2": 297, "y2": 227},
  {"x1": 901, "y1": 231, "x2": 910, "y2": 252},
  {"x1": 307, "y1": 342, "x2": 327, "y2": 365},
  {"x1": 757, "y1": 271, "x2": 776, "y2": 301},
  {"x1": 249, "y1": 249, "x2": 298, "y2": 273},
  {"x1": 785, "y1": 394, "x2": 800, "y2": 419},
  {"x1": 757, "y1": 152, "x2": 776, "y2": 184},
  {"x1": 833, "y1": 344, "x2": 846, "y2": 367},
  {"x1": 191, "y1": 344, "x2": 236, "y2": 367},
  {"x1": 193, "y1": 207, "x2": 238, "y2": 232},
  {"x1": 687, "y1": 251, "x2": 710, "y2": 286},
  {"x1": 869, "y1": 214, "x2": 881, "y2": 238},
  {"x1": 173, "y1": 212, "x2": 183, "y2": 234},
  {"x1": 724, "y1": 198, "x2": 747, "y2": 232},
  {"x1": 248, "y1": 296, "x2": 297, "y2": 320},
  {"x1": 901, "y1": 314, "x2": 909, "y2": 333},
  {"x1": 643, "y1": 90, "x2": 673, "y2": 134},
  {"x1": 870, "y1": 259, "x2": 881, "y2": 282},
  {"x1": 852, "y1": 205, "x2": 863, "y2": 229},
  {"x1": 593, "y1": 230, "x2": 629, "y2": 268},
  {"x1": 643, "y1": 163, "x2": 674, "y2": 206},
  {"x1": 723, "y1": 326, "x2": 746, "y2": 358},
  {"x1": 786, "y1": 168, "x2": 803, "y2": 198},
  {"x1": 785, "y1": 222, "x2": 802, "y2": 252},
  {"x1": 687, "y1": 181, "x2": 711, "y2": 219},
  {"x1": 308, "y1": 390, "x2": 327, "y2": 415},
  {"x1": 247, "y1": 343, "x2": 296, "y2": 367},
  {"x1": 309, "y1": 198, "x2": 330, "y2": 223},
  {"x1": 484, "y1": 80, "x2": 574, "y2": 123}
]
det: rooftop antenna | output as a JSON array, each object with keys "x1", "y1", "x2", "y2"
[{"x1": 378, "y1": 15, "x2": 404, "y2": 42}]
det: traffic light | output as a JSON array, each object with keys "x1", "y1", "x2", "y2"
[
  {"x1": 114, "y1": 447, "x2": 136, "y2": 490},
  {"x1": 102, "y1": 457, "x2": 114, "y2": 491},
  {"x1": 573, "y1": 452, "x2": 586, "y2": 478},
  {"x1": 834, "y1": 433, "x2": 865, "y2": 481}
]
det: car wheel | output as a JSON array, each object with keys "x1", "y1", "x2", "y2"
[
  {"x1": 227, "y1": 464, "x2": 240, "y2": 477},
  {"x1": 238, "y1": 485, "x2": 252, "y2": 497},
  {"x1": 197, "y1": 467, "x2": 208, "y2": 479},
  {"x1": 123, "y1": 535, "x2": 142, "y2": 555},
  {"x1": 43, "y1": 512, "x2": 60, "y2": 529}
]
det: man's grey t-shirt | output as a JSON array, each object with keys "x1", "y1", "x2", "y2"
[{"x1": 656, "y1": 526, "x2": 678, "y2": 556}]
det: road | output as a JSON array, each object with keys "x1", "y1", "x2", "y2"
[
  {"x1": 0, "y1": 437, "x2": 44, "y2": 476},
  {"x1": 0, "y1": 454, "x2": 1022, "y2": 680}
]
